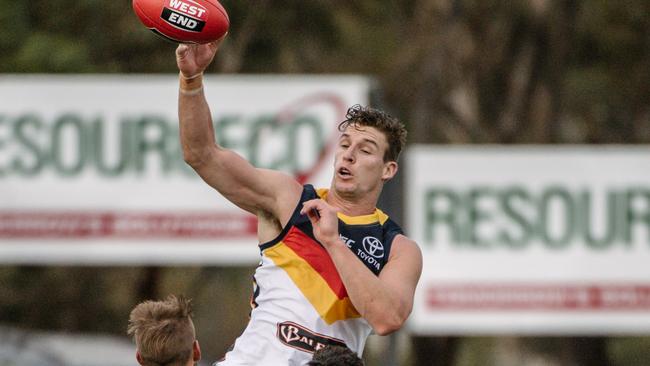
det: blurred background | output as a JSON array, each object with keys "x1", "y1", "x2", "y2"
[{"x1": 1, "y1": 0, "x2": 650, "y2": 365}]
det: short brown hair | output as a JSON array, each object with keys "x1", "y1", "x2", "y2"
[
  {"x1": 308, "y1": 345, "x2": 364, "y2": 366},
  {"x1": 127, "y1": 295, "x2": 195, "y2": 366},
  {"x1": 338, "y1": 104, "x2": 407, "y2": 162}
]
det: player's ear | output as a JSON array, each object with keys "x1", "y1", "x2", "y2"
[
  {"x1": 136, "y1": 351, "x2": 145, "y2": 365},
  {"x1": 193, "y1": 340, "x2": 202, "y2": 362},
  {"x1": 382, "y1": 161, "x2": 398, "y2": 181}
]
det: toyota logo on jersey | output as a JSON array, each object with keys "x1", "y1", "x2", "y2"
[{"x1": 362, "y1": 236, "x2": 384, "y2": 258}]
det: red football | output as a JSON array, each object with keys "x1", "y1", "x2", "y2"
[{"x1": 133, "y1": 0, "x2": 229, "y2": 44}]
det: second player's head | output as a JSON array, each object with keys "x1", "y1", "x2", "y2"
[
  {"x1": 308, "y1": 345, "x2": 365, "y2": 366},
  {"x1": 127, "y1": 295, "x2": 201, "y2": 366}
]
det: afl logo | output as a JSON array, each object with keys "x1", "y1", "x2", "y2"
[{"x1": 362, "y1": 236, "x2": 384, "y2": 258}]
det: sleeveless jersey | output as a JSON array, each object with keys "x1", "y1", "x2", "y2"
[{"x1": 215, "y1": 185, "x2": 403, "y2": 366}]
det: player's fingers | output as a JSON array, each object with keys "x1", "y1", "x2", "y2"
[
  {"x1": 176, "y1": 44, "x2": 190, "y2": 59},
  {"x1": 299, "y1": 202, "x2": 319, "y2": 225},
  {"x1": 176, "y1": 44, "x2": 187, "y2": 55},
  {"x1": 305, "y1": 209, "x2": 320, "y2": 224},
  {"x1": 300, "y1": 199, "x2": 320, "y2": 215},
  {"x1": 302, "y1": 200, "x2": 330, "y2": 219},
  {"x1": 301, "y1": 199, "x2": 341, "y2": 216}
]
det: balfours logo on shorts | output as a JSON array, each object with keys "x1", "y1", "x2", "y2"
[
  {"x1": 161, "y1": 0, "x2": 207, "y2": 32},
  {"x1": 276, "y1": 321, "x2": 346, "y2": 354}
]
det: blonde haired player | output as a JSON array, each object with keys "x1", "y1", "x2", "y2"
[
  {"x1": 176, "y1": 38, "x2": 422, "y2": 365},
  {"x1": 127, "y1": 295, "x2": 201, "y2": 366}
]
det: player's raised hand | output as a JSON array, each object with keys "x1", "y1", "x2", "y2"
[
  {"x1": 176, "y1": 34, "x2": 226, "y2": 78},
  {"x1": 301, "y1": 199, "x2": 341, "y2": 248}
]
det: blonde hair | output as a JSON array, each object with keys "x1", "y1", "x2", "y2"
[{"x1": 127, "y1": 295, "x2": 195, "y2": 366}]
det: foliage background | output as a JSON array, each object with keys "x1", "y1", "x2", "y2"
[{"x1": 1, "y1": 0, "x2": 649, "y2": 365}]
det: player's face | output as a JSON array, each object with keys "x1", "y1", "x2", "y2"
[{"x1": 333, "y1": 125, "x2": 397, "y2": 197}]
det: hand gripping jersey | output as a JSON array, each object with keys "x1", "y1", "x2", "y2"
[{"x1": 215, "y1": 185, "x2": 404, "y2": 366}]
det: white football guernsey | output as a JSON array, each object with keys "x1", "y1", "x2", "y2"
[{"x1": 215, "y1": 185, "x2": 403, "y2": 366}]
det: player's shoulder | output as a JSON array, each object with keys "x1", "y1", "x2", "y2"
[
  {"x1": 255, "y1": 169, "x2": 303, "y2": 225},
  {"x1": 389, "y1": 233, "x2": 422, "y2": 261},
  {"x1": 392, "y1": 233, "x2": 418, "y2": 248},
  {"x1": 268, "y1": 169, "x2": 303, "y2": 196},
  {"x1": 382, "y1": 216, "x2": 403, "y2": 232}
]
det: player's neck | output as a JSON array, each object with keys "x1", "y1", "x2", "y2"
[{"x1": 326, "y1": 188, "x2": 379, "y2": 217}]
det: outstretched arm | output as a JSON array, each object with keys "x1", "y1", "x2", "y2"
[
  {"x1": 177, "y1": 39, "x2": 302, "y2": 221},
  {"x1": 302, "y1": 199, "x2": 423, "y2": 335}
]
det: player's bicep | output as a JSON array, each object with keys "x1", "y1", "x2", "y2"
[
  {"x1": 192, "y1": 148, "x2": 302, "y2": 216},
  {"x1": 378, "y1": 236, "x2": 423, "y2": 317}
]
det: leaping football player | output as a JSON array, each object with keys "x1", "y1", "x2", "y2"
[{"x1": 176, "y1": 39, "x2": 422, "y2": 365}]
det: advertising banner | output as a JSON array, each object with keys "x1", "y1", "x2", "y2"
[
  {"x1": 0, "y1": 75, "x2": 370, "y2": 264},
  {"x1": 407, "y1": 146, "x2": 650, "y2": 334}
]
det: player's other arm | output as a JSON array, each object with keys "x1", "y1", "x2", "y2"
[
  {"x1": 302, "y1": 200, "x2": 423, "y2": 335},
  {"x1": 177, "y1": 41, "x2": 302, "y2": 218},
  {"x1": 371, "y1": 236, "x2": 422, "y2": 334},
  {"x1": 335, "y1": 235, "x2": 422, "y2": 335}
]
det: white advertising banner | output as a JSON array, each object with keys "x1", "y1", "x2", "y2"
[
  {"x1": 407, "y1": 146, "x2": 650, "y2": 334},
  {"x1": 0, "y1": 75, "x2": 370, "y2": 264}
]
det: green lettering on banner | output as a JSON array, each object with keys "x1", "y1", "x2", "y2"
[
  {"x1": 624, "y1": 187, "x2": 650, "y2": 245},
  {"x1": 421, "y1": 184, "x2": 650, "y2": 251},
  {"x1": 233, "y1": 113, "x2": 326, "y2": 173},
  {"x1": 215, "y1": 115, "x2": 246, "y2": 153},
  {"x1": 248, "y1": 115, "x2": 281, "y2": 169},
  {"x1": 134, "y1": 116, "x2": 173, "y2": 175},
  {"x1": 51, "y1": 114, "x2": 86, "y2": 176},
  {"x1": 539, "y1": 186, "x2": 575, "y2": 249},
  {"x1": 424, "y1": 188, "x2": 462, "y2": 244},
  {"x1": 92, "y1": 117, "x2": 131, "y2": 177},
  {"x1": 288, "y1": 116, "x2": 323, "y2": 173},
  {"x1": 0, "y1": 112, "x2": 329, "y2": 179},
  {"x1": 0, "y1": 114, "x2": 6, "y2": 177},
  {"x1": 12, "y1": 114, "x2": 45, "y2": 176},
  {"x1": 580, "y1": 190, "x2": 618, "y2": 249},
  {"x1": 170, "y1": 124, "x2": 196, "y2": 177},
  {"x1": 499, "y1": 186, "x2": 534, "y2": 249},
  {"x1": 467, "y1": 187, "x2": 492, "y2": 248}
]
